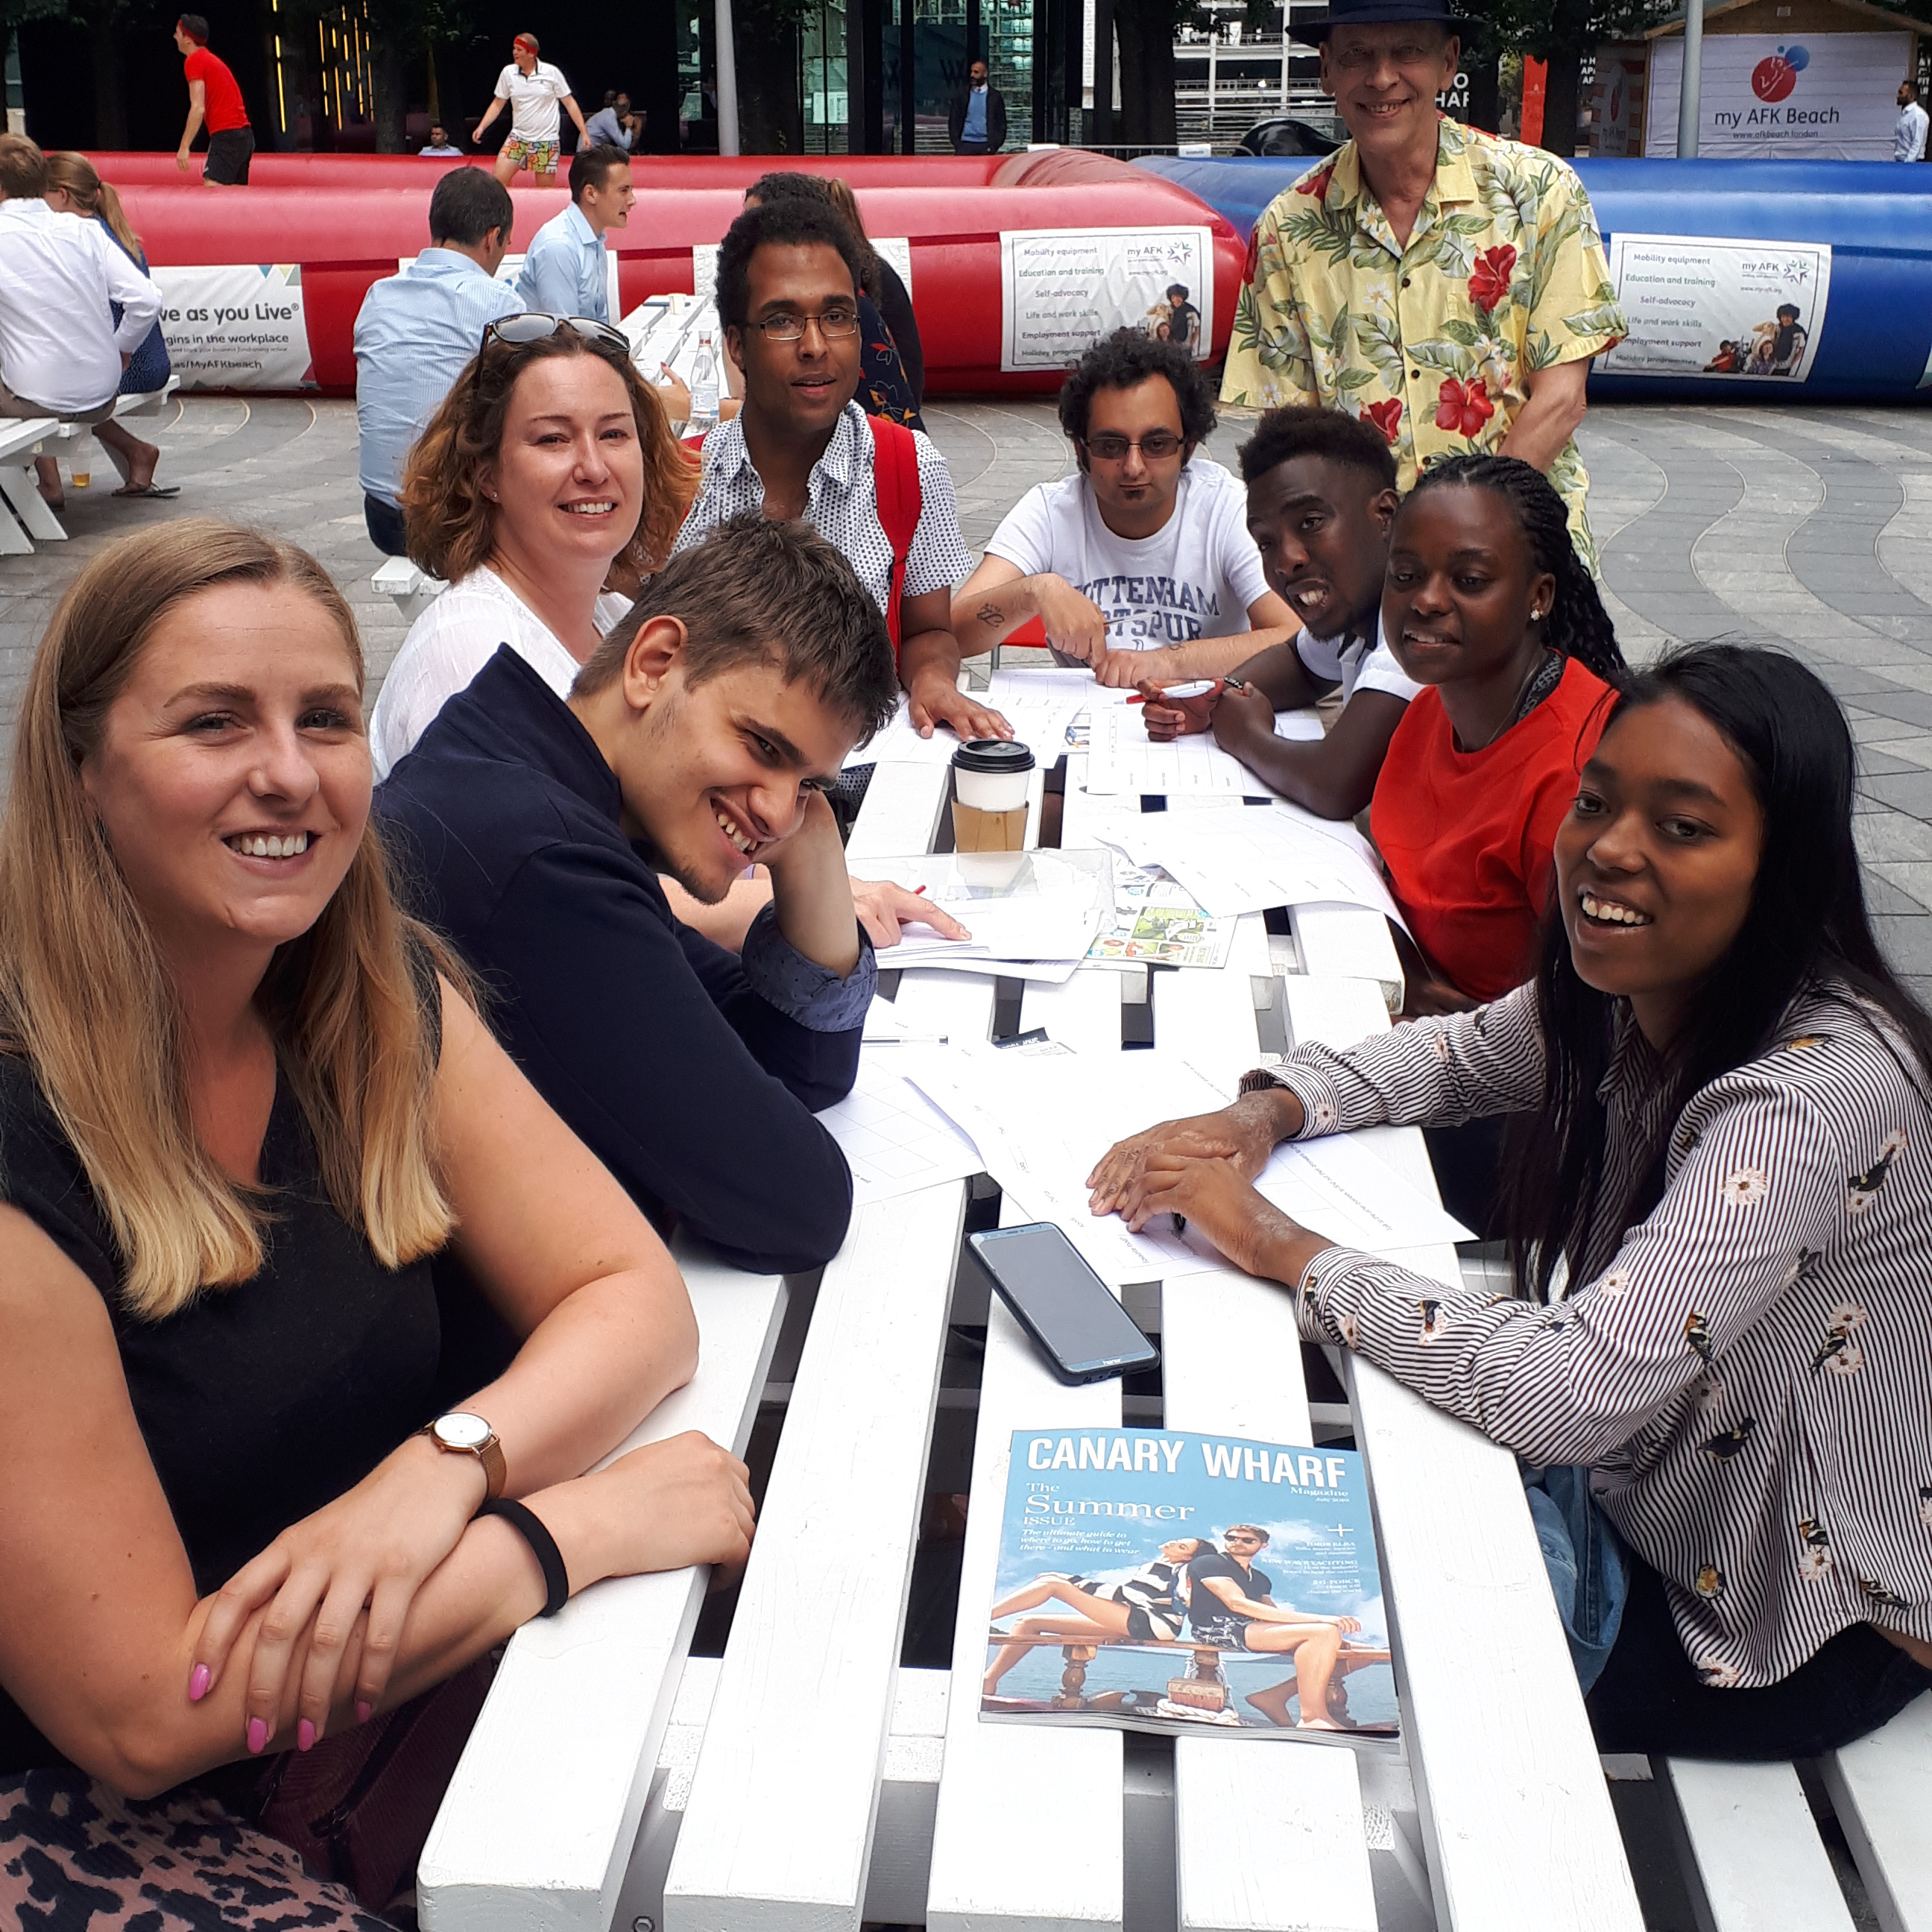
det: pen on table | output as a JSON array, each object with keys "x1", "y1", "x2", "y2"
[
  {"x1": 1126, "y1": 678, "x2": 1247, "y2": 705},
  {"x1": 1170, "y1": 1212, "x2": 1187, "y2": 1235}
]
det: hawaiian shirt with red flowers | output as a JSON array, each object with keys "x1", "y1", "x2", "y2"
[{"x1": 1220, "y1": 119, "x2": 1626, "y2": 571}]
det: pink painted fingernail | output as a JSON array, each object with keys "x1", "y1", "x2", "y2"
[
  {"x1": 296, "y1": 1719, "x2": 316, "y2": 1752},
  {"x1": 356, "y1": 1700, "x2": 373, "y2": 1726},
  {"x1": 246, "y1": 1717, "x2": 269, "y2": 1755},
  {"x1": 187, "y1": 1664, "x2": 210, "y2": 1702}
]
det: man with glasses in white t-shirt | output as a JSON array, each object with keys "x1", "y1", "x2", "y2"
[
  {"x1": 470, "y1": 32, "x2": 590, "y2": 187},
  {"x1": 953, "y1": 329, "x2": 1300, "y2": 689}
]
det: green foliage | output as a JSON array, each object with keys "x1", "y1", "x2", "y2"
[{"x1": 1460, "y1": 0, "x2": 1673, "y2": 60}]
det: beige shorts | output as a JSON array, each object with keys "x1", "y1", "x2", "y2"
[{"x1": 0, "y1": 370, "x2": 115, "y2": 425}]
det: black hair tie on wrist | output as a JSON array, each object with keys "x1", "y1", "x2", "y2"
[{"x1": 479, "y1": 1497, "x2": 569, "y2": 1617}]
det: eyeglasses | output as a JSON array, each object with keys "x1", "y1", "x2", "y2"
[
  {"x1": 1083, "y1": 430, "x2": 1185, "y2": 463},
  {"x1": 743, "y1": 306, "x2": 862, "y2": 342},
  {"x1": 482, "y1": 312, "x2": 633, "y2": 359},
  {"x1": 1224, "y1": 1532, "x2": 1262, "y2": 1544}
]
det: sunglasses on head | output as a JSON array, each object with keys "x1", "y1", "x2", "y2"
[{"x1": 482, "y1": 312, "x2": 634, "y2": 360}]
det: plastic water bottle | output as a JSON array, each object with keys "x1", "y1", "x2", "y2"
[{"x1": 689, "y1": 332, "x2": 719, "y2": 431}]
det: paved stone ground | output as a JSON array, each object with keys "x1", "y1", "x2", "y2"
[{"x1": 5, "y1": 392, "x2": 1932, "y2": 1004}]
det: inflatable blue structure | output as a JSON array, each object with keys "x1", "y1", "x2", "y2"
[{"x1": 1137, "y1": 155, "x2": 1932, "y2": 402}]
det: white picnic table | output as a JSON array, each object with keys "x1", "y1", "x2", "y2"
[
  {"x1": 417, "y1": 672, "x2": 1930, "y2": 1932},
  {"x1": 0, "y1": 380, "x2": 181, "y2": 556}
]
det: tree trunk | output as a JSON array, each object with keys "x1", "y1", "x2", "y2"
[
  {"x1": 371, "y1": 33, "x2": 407, "y2": 151},
  {"x1": 1538, "y1": 41, "x2": 1579, "y2": 154},
  {"x1": 738, "y1": 10, "x2": 801, "y2": 152},
  {"x1": 1113, "y1": 0, "x2": 1176, "y2": 146},
  {"x1": 1463, "y1": 45, "x2": 1500, "y2": 133},
  {"x1": 85, "y1": 6, "x2": 126, "y2": 148}
]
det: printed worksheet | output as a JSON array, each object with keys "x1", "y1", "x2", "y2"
[
  {"x1": 1083, "y1": 702, "x2": 1275, "y2": 797},
  {"x1": 818, "y1": 1056, "x2": 986, "y2": 1208},
  {"x1": 1119, "y1": 804, "x2": 1401, "y2": 924}
]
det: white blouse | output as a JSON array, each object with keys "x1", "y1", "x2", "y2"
[{"x1": 369, "y1": 568, "x2": 631, "y2": 781}]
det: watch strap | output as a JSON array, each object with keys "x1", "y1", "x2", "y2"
[
  {"x1": 480, "y1": 1497, "x2": 569, "y2": 1616},
  {"x1": 477, "y1": 1435, "x2": 507, "y2": 1503}
]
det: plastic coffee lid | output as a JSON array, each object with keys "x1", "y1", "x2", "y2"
[{"x1": 952, "y1": 737, "x2": 1035, "y2": 774}]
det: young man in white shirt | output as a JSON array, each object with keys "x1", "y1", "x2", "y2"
[
  {"x1": 1141, "y1": 405, "x2": 1419, "y2": 821},
  {"x1": 953, "y1": 329, "x2": 1298, "y2": 687},
  {"x1": 0, "y1": 133, "x2": 162, "y2": 505},
  {"x1": 470, "y1": 32, "x2": 588, "y2": 187},
  {"x1": 517, "y1": 145, "x2": 631, "y2": 322}
]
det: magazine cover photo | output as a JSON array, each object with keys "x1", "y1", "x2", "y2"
[{"x1": 982, "y1": 1428, "x2": 1398, "y2": 1742}]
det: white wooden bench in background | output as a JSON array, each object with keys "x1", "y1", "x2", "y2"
[{"x1": 0, "y1": 379, "x2": 182, "y2": 556}]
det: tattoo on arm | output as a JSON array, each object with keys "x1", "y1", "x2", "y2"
[{"x1": 976, "y1": 601, "x2": 1005, "y2": 628}]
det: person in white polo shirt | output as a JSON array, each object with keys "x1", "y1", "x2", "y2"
[
  {"x1": 953, "y1": 329, "x2": 1298, "y2": 688},
  {"x1": 1139, "y1": 405, "x2": 1421, "y2": 821},
  {"x1": 470, "y1": 32, "x2": 589, "y2": 187}
]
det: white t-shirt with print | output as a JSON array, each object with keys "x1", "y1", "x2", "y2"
[
  {"x1": 493, "y1": 60, "x2": 571, "y2": 144},
  {"x1": 1293, "y1": 611, "x2": 1421, "y2": 704},
  {"x1": 369, "y1": 566, "x2": 629, "y2": 781},
  {"x1": 983, "y1": 457, "x2": 1271, "y2": 653}
]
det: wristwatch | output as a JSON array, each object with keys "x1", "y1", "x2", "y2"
[{"x1": 420, "y1": 1412, "x2": 507, "y2": 1502}]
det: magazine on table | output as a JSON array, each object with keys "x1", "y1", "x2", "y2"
[
  {"x1": 980, "y1": 1427, "x2": 1397, "y2": 1746},
  {"x1": 1085, "y1": 863, "x2": 1235, "y2": 971}
]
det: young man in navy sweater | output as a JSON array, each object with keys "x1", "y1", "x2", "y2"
[{"x1": 379, "y1": 515, "x2": 924, "y2": 1275}]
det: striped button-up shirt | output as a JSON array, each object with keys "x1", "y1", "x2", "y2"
[{"x1": 1260, "y1": 980, "x2": 1932, "y2": 1689}]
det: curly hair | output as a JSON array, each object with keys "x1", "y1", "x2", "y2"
[
  {"x1": 1057, "y1": 327, "x2": 1218, "y2": 450},
  {"x1": 716, "y1": 198, "x2": 866, "y2": 334},
  {"x1": 399, "y1": 330, "x2": 695, "y2": 586},
  {"x1": 1238, "y1": 404, "x2": 1397, "y2": 491},
  {"x1": 1404, "y1": 455, "x2": 1626, "y2": 683}
]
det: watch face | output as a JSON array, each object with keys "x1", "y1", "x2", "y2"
[{"x1": 435, "y1": 1412, "x2": 493, "y2": 1451}]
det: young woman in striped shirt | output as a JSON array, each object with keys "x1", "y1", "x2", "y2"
[{"x1": 1089, "y1": 644, "x2": 1932, "y2": 1758}]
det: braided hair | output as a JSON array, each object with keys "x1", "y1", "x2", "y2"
[{"x1": 1405, "y1": 455, "x2": 1626, "y2": 684}]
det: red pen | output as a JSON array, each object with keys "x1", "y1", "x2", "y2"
[{"x1": 915, "y1": 884, "x2": 928, "y2": 897}]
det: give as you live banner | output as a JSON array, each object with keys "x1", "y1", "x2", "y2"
[{"x1": 151, "y1": 263, "x2": 313, "y2": 391}]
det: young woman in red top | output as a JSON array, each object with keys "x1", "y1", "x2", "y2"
[{"x1": 1373, "y1": 455, "x2": 1626, "y2": 1013}]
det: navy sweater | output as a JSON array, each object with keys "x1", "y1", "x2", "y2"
[{"x1": 377, "y1": 647, "x2": 864, "y2": 1274}]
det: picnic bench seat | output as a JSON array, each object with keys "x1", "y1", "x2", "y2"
[
  {"x1": 373, "y1": 555, "x2": 448, "y2": 624},
  {"x1": 0, "y1": 378, "x2": 182, "y2": 556}
]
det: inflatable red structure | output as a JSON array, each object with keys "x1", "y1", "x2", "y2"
[{"x1": 97, "y1": 152, "x2": 1246, "y2": 397}]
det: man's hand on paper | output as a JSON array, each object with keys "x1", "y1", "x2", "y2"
[
  {"x1": 1085, "y1": 1087, "x2": 1302, "y2": 1219},
  {"x1": 1137, "y1": 676, "x2": 1215, "y2": 741},
  {"x1": 850, "y1": 879, "x2": 971, "y2": 948},
  {"x1": 905, "y1": 670, "x2": 1014, "y2": 745},
  {"x1": 1095, "y1": 645, "x2": 1181, "y2": 689},
  {"x1": 1209, "y1": 681, "x2": 1280, "y2": 754},
  {"x1": 1031, "y1": 575, "x2": 1111, "y2": 665}
]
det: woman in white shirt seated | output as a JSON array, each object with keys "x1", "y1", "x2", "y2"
[
  {"x1": 1089, "y1": 644, "x2": 1932, "y2": 1760},
  {"x1": 369, "y1": 312, "x2": 694, "y2": 781}
]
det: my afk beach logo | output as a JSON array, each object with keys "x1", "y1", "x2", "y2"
[
  {"x1": 1752, "y1": 44, "x2": 1808, "y2": 102},
  {"x1": 1714, "y1": 43, "x2": 1837, "y2": 129}
]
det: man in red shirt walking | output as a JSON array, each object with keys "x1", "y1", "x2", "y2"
[{"x1": 174, "y1": 14, "x2": 253, "y2": 185}]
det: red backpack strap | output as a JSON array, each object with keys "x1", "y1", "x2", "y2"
[{"x1": 867, "y1": 414, "x2": 922, "y2": 654}]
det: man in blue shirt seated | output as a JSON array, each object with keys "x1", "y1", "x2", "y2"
[
  {"x1": 584, "y1": 89, "x2": 639, "y2": 150},
  {"x1": 378, "y1": 514, "x2": 901, "y2": 1275},
  {"x1": 419, "y1": 121, "x2": 464, "y2": 154},
  {"x1": 353, "y1": 166, "x2": 520, "y2": 555},
  {"x1": 517, "y1": 142, "x2": 631, "y2": 323}
]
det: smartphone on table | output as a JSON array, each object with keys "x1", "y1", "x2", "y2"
[{"x1": 967, "y1": 1222, "x2": 1160, "y2": 1385}]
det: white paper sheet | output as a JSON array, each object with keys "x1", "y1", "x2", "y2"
[
  {"x1": 848, "y1": 697, "x2": 967, "y2": 769},
  {"x1": 818, "y1": 1055, "x2": 986, "y2": 1208},
  {"x1": 1253, "y1": 1132, "x2": 1472, "y2": 1252},
  {"x1": 859, "y1": 849, "x2": 1115, "y2": 973},
  {"x1": 1116, "y1": 802, "x2": 1402, "y2": 925},
  {"x1": 1084, "y1": 701, "x2": 1278, "y2": 797},
  {"x1": 903, "y1": 1045, "x2": 1227, "y2": 1284}
]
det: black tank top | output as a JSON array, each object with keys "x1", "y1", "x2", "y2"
[{"x1": 0, "y1": 1006, "x2": 444, "y2": 1774}]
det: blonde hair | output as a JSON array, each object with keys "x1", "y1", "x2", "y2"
[
  {"x1": 45, "y1": 151, "x2": 142, "y2": 260},
  {"x1": 0, "y1": 521, "x2": 460, "y2": 1320},
  {"x1": 401, "y1": 327, "x2": 697, "y2": 586}
]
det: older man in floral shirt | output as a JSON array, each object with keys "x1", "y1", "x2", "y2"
[{"x1": 1220, "y1": 0, "x2": 1625, "y2": 569}]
